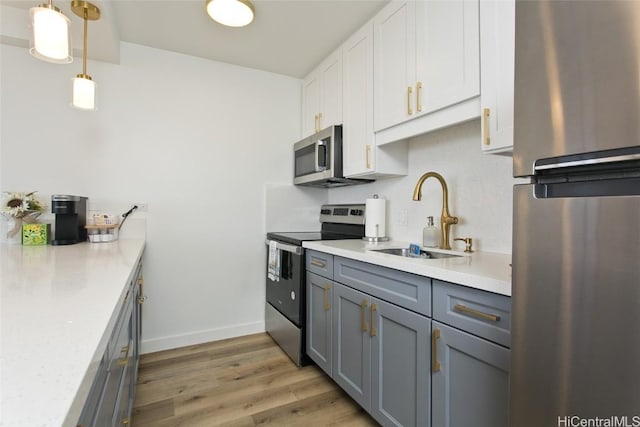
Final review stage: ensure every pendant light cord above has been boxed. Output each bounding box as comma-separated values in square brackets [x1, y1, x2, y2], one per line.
[82, 8, 88, 76]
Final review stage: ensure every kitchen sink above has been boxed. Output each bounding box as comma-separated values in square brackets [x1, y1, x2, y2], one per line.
[371, 247, 463, 259]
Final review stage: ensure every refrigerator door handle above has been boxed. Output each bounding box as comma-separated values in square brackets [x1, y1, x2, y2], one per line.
[535, 152, 640, 171]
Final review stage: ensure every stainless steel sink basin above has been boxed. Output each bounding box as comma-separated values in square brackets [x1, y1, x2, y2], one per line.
[371, 248, 463, 259]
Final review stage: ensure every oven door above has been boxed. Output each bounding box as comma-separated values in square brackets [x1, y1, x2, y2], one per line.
[265, 239, 305, 326]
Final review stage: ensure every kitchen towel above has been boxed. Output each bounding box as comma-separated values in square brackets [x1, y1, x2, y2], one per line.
[365, 196, 387, 238]
[267, 240, 280, 281]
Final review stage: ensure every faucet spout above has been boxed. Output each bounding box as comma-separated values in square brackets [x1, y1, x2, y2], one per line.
[412, 172, 459, 250]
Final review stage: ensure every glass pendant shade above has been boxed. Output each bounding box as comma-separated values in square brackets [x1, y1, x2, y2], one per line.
[29, 4, 72, 63]
[72, 76, 96, 110]
[206, 0, 254, 27]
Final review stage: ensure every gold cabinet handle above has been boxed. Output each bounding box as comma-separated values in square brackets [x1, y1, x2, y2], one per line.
[482, 108, 491, 145]
[310, 258, 326, 268]
[137, 275, 145, 304]
[454, 304, 500, 322]
[361, 300, 369, 332]
[318, 112, 323, 130]
[314, 114, 319, 133]
[432, 328, 441, 372]
[407, 86, 413, 115]
[122, 418, 130, 425]
[365, 144, 372, 169]
[323, 284, 331, 311]
[370, 303, 377, 337]
[416, 82, 423, 113]
[118, 344, 131, 366]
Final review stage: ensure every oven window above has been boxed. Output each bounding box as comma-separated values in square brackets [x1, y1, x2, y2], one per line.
[266, 248, 305, 327]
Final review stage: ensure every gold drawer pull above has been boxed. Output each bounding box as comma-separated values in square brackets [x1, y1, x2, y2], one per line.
[432, 328, 440, 372]
[370, 303, 377, 337]
[323, 284, 331, 311]
[310, 259, 326, 268]
[360, 300, 368, 332]
[454, 304, 500, 322]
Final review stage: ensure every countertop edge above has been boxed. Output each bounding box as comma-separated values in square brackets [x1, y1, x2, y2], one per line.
[302, 240, 512, 297]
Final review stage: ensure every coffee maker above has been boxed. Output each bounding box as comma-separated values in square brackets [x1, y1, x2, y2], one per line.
[51, 195, 88, 245]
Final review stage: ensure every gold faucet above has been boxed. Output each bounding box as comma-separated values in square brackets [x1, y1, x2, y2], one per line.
[412, 172, 459, 250]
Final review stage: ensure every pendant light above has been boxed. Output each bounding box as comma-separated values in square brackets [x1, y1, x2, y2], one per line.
[206, 0, 254, 27]
[29, 0, 72, 63]
[70, 0, 100, 110]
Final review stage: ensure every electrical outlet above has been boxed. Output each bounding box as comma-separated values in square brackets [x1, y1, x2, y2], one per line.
[396, 209, 408, 226]
[135, 202, 148, 212]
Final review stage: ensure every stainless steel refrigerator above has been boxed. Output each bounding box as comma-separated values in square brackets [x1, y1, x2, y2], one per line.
[511, 1, 640, 426]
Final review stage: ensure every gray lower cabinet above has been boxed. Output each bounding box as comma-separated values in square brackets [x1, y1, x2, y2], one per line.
[305, 250, 511, 427]
[431, 321, 510, 427]
[431, 280, 511, 427]
[333, 281, 431, 427]
[77, 260, 143, 427]
[306, 271, 333, 376]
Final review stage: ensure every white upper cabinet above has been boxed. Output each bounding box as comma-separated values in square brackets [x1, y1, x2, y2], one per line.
[301, 49, 343, 138]
[416, 0, 480, 115]
[302, 75, 320, 138]
[479, 0, 515, 154]
[373, 1, 416, 132]
[343, 22, 408, 178]
[374, 0, 481, 145]
[343, 23, 375, 177]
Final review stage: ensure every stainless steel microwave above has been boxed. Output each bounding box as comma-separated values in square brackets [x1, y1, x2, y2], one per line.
[293, 125, 374, 188]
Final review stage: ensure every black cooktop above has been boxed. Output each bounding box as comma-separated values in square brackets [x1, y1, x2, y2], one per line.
[266, 203, 366, 246]
[267, 227, 364, 246]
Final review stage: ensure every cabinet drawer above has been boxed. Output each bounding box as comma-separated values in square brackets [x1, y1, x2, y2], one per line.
[433, 281, 511, 347]
[334, 256, 431, 316]
[306, 250, 334, 279]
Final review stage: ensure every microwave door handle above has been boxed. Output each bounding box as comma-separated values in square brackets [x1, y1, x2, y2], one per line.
[315, 140, 328, 172]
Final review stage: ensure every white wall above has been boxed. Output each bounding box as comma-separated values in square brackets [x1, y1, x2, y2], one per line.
[0, 42, 302, 352]
[329, 120, 517, 254]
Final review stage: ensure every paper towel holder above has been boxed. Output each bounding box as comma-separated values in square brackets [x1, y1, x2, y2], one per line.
[362, 233, 390, 243]
[362, 195, 390, 242]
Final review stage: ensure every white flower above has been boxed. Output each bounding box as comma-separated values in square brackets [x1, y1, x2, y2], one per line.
[2, 191, 45, 219]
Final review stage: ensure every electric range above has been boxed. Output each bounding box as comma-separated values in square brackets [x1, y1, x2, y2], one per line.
[265, 204, 366, 366]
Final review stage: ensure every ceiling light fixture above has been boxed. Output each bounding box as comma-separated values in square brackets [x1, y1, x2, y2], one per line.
[29, 0, 72, 63]
[70, 0, 100, 111]
[206, 0, 254, 27]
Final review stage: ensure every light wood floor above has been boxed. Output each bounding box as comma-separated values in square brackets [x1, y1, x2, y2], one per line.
[132, 333, 379, 426]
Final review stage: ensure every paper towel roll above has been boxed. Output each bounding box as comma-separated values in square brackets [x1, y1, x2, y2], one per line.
[365, 197, 386, 238]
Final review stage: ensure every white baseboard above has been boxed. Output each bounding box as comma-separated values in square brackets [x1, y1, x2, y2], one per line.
[140, 320, 266, 354]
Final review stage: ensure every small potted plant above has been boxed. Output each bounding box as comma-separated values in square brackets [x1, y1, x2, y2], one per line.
[2, 191, 45, 244]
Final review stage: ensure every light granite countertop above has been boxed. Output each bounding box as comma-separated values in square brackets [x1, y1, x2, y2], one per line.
[303, 240, 511, 296]
[0, 239, 145, 427]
